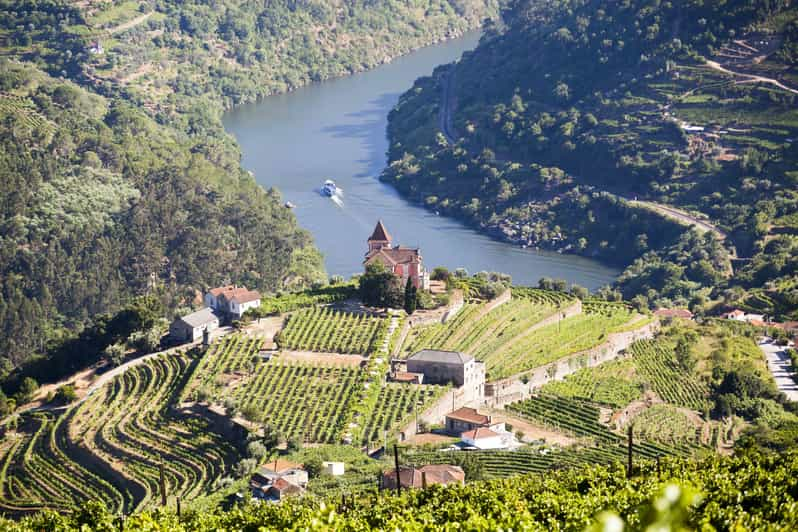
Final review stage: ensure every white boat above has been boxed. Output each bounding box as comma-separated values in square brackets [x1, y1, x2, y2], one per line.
[284, 201, 296, 209]
[321, 179, 340, 197]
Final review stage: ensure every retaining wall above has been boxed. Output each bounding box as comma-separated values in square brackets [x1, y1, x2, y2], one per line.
[484, 319, 660, 408]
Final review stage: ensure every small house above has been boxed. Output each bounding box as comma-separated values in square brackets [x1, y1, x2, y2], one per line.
[169, 308, 220, 343]
[322, 461, 345, 476]
[406, 350, 485, 402]
[460, 427, 506, 450]
[380, 464, 464, 490]
[205, 285, 262, 319]
[444, 407, 503, 435]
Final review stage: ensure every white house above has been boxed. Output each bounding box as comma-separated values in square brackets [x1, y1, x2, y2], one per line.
[169, 308, 220, 343]
[460, 427, 506, 450]
[322, 461, 345, 476]
[205, 285, 262, 318]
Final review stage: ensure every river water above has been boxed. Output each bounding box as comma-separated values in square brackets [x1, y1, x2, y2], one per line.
[223, 32, 618, 289]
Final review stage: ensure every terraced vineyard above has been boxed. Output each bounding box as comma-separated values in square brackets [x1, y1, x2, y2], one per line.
[479, 310, 635, 380]
[507, 395, 696, 459]
[279, 307, 388, 354]
[399, 289, 638, 380]
[359, 383, 446, 446]
[405, 446, 640, 479]
[541, 356, 644, 408]
[624, 404, 704, 446]
[631, 340, 710, 411]
[232, 361, 361, 443]
[0, 93, 54, 135]
[183, 333, 445, 445]
[0, 354, 238, 516]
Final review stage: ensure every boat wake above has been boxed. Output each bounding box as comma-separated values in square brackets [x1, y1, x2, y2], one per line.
[330, 195, 344, 208]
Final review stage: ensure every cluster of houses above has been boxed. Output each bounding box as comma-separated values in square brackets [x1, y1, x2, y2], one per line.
[169, 285, 262, 343]
[250, 459, 345, 502]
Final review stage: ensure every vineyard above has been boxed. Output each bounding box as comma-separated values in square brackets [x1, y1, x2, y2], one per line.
[622, 404, 705, 447]
[0, 93, 55, 135]
[0, 354, 238, 516]
[630, 340, 710, 411]
[279, 307, 388, 354]
[183, 333, 443, 446]
[506, 395, 697, 459]
[541, 356, 644, 408]
[398, 288, 639, 380]
[9, 450, 796, 530]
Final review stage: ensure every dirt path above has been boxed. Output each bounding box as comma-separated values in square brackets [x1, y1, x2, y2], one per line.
[439, 67, 458, 144]
[107, 12, 153, 35]
[489, 411, 576, 445]
[278, 350, 366, 367]
[703, 59, 798, 96]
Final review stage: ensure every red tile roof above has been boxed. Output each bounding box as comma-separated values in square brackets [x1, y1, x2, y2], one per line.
[366, 246, 421, 266]
[392, 371, 423, 383]
[461, 427, 500, 440]
[446, 407, 490, 425]
[369, 220, 392, 242]
[209, 285, 261, 304]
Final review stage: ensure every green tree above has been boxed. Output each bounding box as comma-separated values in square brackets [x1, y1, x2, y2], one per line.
[16, 377, 38, 404]
[404, 277, 418, 315]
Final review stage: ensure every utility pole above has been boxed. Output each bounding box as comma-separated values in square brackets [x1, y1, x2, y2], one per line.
[626, 425, 634, 479]
[393, 444, 401, 497]
[159, 457, 167, 506]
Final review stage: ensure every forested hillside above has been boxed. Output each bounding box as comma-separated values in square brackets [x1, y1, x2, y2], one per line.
[0, 0, 497, 376]
[384, 0, 798, 317]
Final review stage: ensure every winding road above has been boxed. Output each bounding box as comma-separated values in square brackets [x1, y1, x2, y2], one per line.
[759, 340, 798, 402]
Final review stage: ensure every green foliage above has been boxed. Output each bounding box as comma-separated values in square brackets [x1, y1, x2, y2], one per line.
[383, 0, 798, 315]
[280, 308, 389, 354]
[8, 449, 798, 530]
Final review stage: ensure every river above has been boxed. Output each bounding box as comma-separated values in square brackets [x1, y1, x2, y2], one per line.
[223, 32, 618, 289]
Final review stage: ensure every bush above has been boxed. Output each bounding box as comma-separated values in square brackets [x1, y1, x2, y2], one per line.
[54, 385, 77, 404]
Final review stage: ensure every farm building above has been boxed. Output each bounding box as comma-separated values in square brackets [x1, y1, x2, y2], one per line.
[380, 464, 464, 490]
[444, 407, 504, 435]
[204, 285, 262, 319]
[460, 427, 506, 450]
[169, 308, 220, 343]
[250, 463, 308, 501]
[406, 349, 484, 403]
[322, 461, 345, 476]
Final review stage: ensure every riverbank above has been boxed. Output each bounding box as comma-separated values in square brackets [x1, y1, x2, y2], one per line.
[223, 33, 618, 288]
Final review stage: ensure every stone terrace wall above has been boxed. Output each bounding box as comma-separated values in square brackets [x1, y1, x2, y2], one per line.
[484, 319, 660, 408]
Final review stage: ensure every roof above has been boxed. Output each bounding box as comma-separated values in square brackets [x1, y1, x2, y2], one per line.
[446, 407, 490, 425]
[461, 427, 501, 440]
[261, 460, 302, 474]
[392, 371, 423, 382]
[270, 477, 302, 493]
[725, 309, 745, 317]
[365, 246, 421, 266]
[382, 465, 464, 488]
[419, 464, 465, 485]
[178, 307, 219, 328]
[208, 285, 261, 304]
[368, 220, 392, 242]
[408, 349, 473, 365]
[654, 308, 694, 319]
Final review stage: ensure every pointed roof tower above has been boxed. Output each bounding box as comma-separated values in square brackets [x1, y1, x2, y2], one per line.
[368, 220, 392, 243]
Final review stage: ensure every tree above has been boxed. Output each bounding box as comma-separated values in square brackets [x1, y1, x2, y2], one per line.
[16, 377, 38, 404]
[54, 385, 77, 404]
[303, 457, 324, 478]
[404, 277, 418, 315]
[359, 263, 403, 308]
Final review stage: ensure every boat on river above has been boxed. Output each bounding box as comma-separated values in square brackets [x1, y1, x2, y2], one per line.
[320, 179, 340, 197]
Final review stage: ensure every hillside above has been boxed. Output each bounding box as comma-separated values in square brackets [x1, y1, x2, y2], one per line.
[383, 0, 798, 318]
[0, 0, 498, 375]
[2, 282, 794, 517]
[4, 449, 798, 530]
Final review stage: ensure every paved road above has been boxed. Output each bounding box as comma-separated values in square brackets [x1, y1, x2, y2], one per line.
[759, 340, 798, 402]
